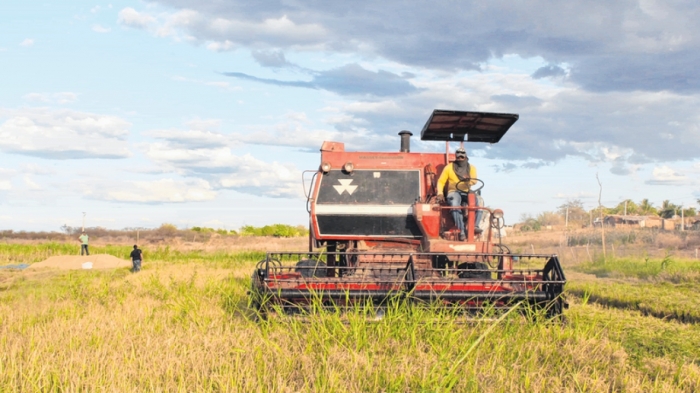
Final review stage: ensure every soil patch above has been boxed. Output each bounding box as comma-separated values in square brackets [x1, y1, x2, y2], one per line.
[27, 254, 131, 270]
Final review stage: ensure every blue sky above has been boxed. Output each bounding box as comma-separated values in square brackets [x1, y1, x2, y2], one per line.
[1, 0, 699, 231]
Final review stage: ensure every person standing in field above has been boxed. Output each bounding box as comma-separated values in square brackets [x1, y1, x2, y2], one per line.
[130, 245, 143, 272]
[78, 231, 90, 255]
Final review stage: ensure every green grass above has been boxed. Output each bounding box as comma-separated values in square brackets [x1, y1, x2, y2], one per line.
[0, 242, 266, 268]
[568, 299, 700, 368]
[0, 244, 699, 391]
[575, 254, 700, 282]
[569, 254, 700, 323]
[568, 281, 700, 323]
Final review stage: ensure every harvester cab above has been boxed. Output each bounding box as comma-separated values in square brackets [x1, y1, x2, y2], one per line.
[250, 110, 567, 318]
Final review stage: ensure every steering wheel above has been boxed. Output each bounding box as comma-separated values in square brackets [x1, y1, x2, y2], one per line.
[455, 177, 484, 193]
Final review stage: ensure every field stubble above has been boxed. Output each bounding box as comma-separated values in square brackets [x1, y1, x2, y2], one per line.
[0, 240, 699, 392]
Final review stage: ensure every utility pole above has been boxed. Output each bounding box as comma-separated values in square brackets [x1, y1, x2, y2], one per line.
[596, 173, 606, 261]
[681, 205, 685, 231]
[624, 200, 627, 216]
[82, 212, 86, 232]
[565, 207, 569, 228]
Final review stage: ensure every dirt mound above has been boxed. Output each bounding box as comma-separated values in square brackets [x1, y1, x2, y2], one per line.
[28, 254, 132, 270]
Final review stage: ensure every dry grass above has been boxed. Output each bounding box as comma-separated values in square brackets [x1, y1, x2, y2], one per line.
[1, 243, 700, 392]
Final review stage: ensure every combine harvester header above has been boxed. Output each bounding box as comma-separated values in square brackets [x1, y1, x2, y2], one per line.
[250, 110, 567, 318]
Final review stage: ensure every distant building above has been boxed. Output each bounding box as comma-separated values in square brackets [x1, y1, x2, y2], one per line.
[662, 218, 679, 230]
[603, 215, 662, 228]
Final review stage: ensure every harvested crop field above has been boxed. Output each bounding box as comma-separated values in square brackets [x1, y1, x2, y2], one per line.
[0, 241, 699, 392]
[27, 254, 132, 270]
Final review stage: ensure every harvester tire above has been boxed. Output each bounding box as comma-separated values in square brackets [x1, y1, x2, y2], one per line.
[295, 259, 327, 278]
[457, 262, 491, 279]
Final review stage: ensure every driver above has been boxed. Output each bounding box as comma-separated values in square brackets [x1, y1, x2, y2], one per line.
[435, 147, 484, 241]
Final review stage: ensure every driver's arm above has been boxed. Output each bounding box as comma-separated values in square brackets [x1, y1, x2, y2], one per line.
[436, 166, 451, 198]
[469, 165, 477, 187]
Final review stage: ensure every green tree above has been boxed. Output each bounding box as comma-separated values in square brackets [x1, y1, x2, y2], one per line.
[518, 214, 541, 231]
[557, 200, 588, 225]
[537, 211, 563, 226]
[609, 199, 639, 215]
[659, 200, 680, 219]
[638, 199, 657, 216]
[155, 223, 178, 236]
[239, 224, 306, 237]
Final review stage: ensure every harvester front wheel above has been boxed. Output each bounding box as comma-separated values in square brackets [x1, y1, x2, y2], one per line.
[295, 259, 327, 278]
[457, 262, 491, 279]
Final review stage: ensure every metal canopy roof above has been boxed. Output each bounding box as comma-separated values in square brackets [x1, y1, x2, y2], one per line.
[420, 110, 519, 143]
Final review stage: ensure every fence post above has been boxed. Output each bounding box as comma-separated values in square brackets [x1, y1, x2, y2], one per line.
[586, 242, 592, 262]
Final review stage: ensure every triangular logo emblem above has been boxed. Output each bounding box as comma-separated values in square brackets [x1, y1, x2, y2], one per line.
[333, 179, 358, 195]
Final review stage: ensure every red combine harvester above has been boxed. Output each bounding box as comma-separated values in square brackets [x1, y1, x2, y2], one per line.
[250, 110, 567, 317]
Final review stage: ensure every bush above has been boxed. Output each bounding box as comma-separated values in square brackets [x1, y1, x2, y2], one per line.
[239, 224, 308, 238]
[155, 223, 178, 237]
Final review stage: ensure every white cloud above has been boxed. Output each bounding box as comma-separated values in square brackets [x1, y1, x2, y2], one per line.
[553, 192, 596, 200]
[0, 168, 16, 190]
[23, 93, 50, 103]
[0, 108, 131, 159]
[145, 128, 233, 149]
[171, 75, 241, 91]
[19, 38, 34, 47]
[141, 119, 310, 198]
[92, 24, 111, 33]
[185, 118, 221, 131]
[20, 163, 55, 175]
[207, 40, 236, 52]
[122, 1, 700, 169]
[229, 110, 394, 151]
[55, 92, 78, 104]
[144, 141, 302, 198]
[90, 178, 217, 203]
[23, 176, 41, 190]
[118, 7, 156, 29]
[119, 8, 327, 49]
[646, 165, 687, 185]
[23, 92, 78, 104]
[132, 1, 700, 94]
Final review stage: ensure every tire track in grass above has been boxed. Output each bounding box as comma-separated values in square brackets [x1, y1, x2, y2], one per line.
[567, 277, 700, 324]
[568, 288, 700, 324]
[569, 301, 700, 370]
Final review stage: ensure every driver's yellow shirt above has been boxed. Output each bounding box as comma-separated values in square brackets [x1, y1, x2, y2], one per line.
[437, 162, 478, 196]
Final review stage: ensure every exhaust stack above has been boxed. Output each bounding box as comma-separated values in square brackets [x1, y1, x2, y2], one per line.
[399, 130, 413, 152]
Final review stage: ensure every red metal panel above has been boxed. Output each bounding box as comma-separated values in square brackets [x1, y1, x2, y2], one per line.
[413, 203, 441, 239]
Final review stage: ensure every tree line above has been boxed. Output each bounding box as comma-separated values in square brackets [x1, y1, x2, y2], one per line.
[56, 223, 309, 238]
[519, 198, 699, 231]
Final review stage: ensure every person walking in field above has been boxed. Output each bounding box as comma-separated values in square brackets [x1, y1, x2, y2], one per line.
[130, 245, 143, 272]
[78, 231, 90, 255]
